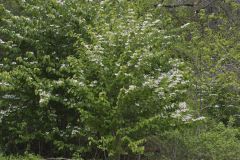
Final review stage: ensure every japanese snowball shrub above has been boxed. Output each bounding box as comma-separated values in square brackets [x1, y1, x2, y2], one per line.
[0, 0, 192, 158]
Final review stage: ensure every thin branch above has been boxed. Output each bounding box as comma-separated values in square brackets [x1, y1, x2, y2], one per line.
[158, 0, 216, 11]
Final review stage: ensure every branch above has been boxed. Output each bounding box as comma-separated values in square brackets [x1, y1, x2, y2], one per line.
[158, 0, 216, 10]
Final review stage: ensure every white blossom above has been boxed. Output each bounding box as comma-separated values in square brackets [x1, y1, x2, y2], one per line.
[182, 114, 192, 122]
[179, 102, 188, 112]
[0, 39, 5, 44]
[2, 94, 19, 100]
[55, 80, 64, 85]
[193, 116, 205, 121]
[56, 0, 65, 5]
[39, 90, 51, 106]
[180, 23, 190, 29]
[0, 82, 10, 86]
[129, 85, 137, 91]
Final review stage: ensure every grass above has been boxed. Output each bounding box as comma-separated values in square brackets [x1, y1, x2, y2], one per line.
[0, 154, 41, 160]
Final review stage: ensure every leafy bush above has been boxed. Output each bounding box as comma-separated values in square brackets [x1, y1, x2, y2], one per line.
[144, 121, 240, 160]
[0, 0, 190, 158]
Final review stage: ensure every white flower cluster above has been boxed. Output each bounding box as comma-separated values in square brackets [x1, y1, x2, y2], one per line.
[56, 0, 65, 5]
[0, 39, 5, 44]
[55, 79, 64, 85]
[182, 114, 192, 122]
[89, 80, 98, 87]
[2, 94, 20, 100]
[68, 78, 85, 87]
[100, 0, 110, 5]
[71, 126, 81, 136]
[143, 73, 166, 89]
[143, 69, 184, 89]
[29, 61, 38, 65]
[170, 102, 188, 118]
[180, 23, 190, 29]
[39, 90, 51, 106]
[86, 50, 104, 67]
[171, 102, 205, 122]
[167, 69, 184, 88]
[124, 85, 137, 94]
[0, 105, 27, 123]
[193, 116, 205, 121]
[0, 82, 10, 86]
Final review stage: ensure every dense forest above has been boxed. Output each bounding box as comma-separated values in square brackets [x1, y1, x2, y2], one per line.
[0, 0, 240, 159]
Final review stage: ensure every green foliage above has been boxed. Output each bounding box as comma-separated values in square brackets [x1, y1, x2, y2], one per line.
[187, 123, 240, 160]
[144, 121, 240, 160]
[0, 154, 41, 160]
[0, 0, 239, 159]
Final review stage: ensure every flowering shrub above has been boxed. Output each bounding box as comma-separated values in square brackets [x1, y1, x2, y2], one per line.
[1, 0, 239, 159]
